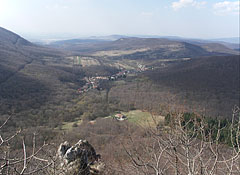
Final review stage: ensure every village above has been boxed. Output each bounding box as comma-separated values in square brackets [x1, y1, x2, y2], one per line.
[77, 61, 154, 94]
[77, 69, 128, 93]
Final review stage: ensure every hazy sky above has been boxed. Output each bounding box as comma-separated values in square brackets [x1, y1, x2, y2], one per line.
[0, 0, 239, 39]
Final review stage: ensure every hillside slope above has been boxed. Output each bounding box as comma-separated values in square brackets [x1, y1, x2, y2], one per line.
[109, 55, 240, 118]
[0, 27, 33, 47]
[0, 27, 85, 128]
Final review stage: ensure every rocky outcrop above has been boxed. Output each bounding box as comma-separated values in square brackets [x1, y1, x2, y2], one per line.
[52, 140, 104, 175]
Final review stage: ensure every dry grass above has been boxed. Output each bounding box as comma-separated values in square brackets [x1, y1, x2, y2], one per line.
[122, 110, 164, 127]
[60, 118, 83, 130]
[92, 48, 150, 57]
[79, 57, 100, 67]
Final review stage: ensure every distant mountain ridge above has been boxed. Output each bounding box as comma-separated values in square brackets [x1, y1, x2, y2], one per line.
[51, 39, 109, 46]
[46, 35, 240, 54]
[210, 37, 239, 44]
[47, 37, 239, 60]
[87, 35, 130, 41]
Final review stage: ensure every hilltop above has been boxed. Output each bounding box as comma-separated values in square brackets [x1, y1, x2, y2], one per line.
[48, 37, 239, 60]
[0, 27, 33, 47]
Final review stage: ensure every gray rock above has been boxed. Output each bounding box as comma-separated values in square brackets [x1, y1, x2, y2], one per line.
[51, 140, 104, 175]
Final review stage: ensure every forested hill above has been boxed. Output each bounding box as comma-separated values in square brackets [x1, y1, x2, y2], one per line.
[0, 27, 84, 129]
[0, 26, 33, 47]
[0, 26, 66, 84]
[48, 37, 239, 59]
[108, 55, 240, 118]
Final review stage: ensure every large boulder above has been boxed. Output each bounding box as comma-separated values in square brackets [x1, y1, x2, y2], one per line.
[52, 140, 104, 175]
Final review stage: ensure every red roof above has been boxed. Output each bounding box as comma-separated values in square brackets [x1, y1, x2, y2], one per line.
[115, 114, 124, 118]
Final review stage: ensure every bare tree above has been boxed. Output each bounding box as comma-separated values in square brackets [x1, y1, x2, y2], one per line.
[125, 106, 240, 175]
[0, 115, 54, 175]
[0, 115, 104, 175]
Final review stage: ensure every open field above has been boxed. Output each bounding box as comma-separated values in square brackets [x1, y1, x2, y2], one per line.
[66, 56, 101, 67]
[92, 48, 150, 57]
[61, 118, 83, 130]
[122, 110, 165, 127]
[65, 55, 192, 71]
[68, 110, 165, 129]
[80, 57, 101, 67]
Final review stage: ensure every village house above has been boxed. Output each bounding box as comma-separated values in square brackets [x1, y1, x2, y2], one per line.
[109, 76, 116, 81]
[114, 113, 127, 121]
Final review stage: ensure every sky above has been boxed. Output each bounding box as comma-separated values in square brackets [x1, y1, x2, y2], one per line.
[0, 0, 239, 40]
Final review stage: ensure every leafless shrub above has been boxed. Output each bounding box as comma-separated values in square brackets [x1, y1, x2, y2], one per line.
[0, 115, 56, 175]
[124, 106, 240, 175]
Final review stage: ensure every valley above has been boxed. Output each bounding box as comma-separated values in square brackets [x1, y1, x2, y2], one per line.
[0, 26, 239, 175]
[0, 26, 239, 129]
